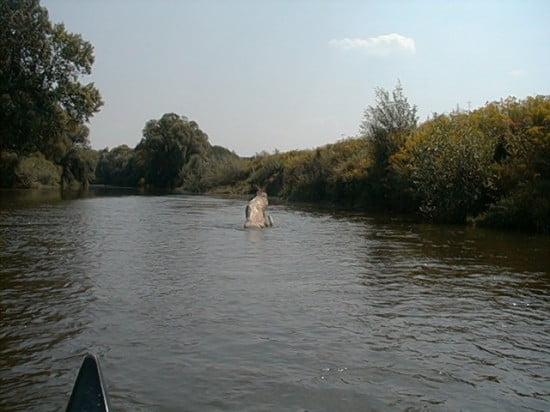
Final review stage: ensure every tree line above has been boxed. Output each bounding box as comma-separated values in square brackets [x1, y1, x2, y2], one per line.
[1, 0, 102, 189]
[57, 89, 550, 234]
[203, 88, 548, 234]
[1, 1, 548, 233]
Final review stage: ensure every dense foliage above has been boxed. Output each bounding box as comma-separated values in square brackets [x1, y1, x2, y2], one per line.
[390, 96, 549, 231]
[360, 80, 418, 166]
[134, 113, 210, 189]
[174, 93, 545, 233]
[92, 92, 548, 233]
[94, 114, 242, 192]
[0, 0, 102, 188]
[2, 2, 547, 233]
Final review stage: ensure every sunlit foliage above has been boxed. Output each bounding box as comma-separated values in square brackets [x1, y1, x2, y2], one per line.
[390, 113, 497, 221]
[390, 95, 550, 229]
[360, 80, 418, 165]
[222, 94, 548, 232]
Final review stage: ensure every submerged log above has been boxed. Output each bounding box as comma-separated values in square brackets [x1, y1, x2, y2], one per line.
[244, 191, 273, 229]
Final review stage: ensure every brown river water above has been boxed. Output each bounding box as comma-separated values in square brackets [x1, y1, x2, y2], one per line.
[1, 188, 549, 411]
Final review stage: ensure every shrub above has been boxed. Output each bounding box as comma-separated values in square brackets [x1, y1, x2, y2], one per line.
[473, 180, 550, 233]
[14, 152, 62, 188]
[391, 114, 497, 222]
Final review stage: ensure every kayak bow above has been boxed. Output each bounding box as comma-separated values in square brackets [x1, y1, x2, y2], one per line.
[66, 354, 111, 412]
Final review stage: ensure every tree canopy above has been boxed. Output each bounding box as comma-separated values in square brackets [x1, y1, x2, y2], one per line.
[0, 0, 103, 161]
[360, 80, 418, 139]
[135, 113, 210, 189]
[360, 81, 418, 168]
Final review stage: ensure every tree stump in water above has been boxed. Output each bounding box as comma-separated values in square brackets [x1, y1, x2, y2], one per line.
[244, 191, 273, 229]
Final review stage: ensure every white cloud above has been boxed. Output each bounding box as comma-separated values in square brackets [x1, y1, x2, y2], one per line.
[508, 69, 525, 77]
[329, 33, 416, 56]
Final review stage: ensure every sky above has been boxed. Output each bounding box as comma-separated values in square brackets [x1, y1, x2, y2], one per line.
[42, 0, 550, 157]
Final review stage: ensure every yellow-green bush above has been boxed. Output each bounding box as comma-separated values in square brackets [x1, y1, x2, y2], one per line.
[391, 114, 498, 222]
[390, 95, 550, 229]
[14, 152, 62, 188]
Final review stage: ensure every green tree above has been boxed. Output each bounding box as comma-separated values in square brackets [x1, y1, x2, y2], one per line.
[0, 0, 102, 160]
[359, 81, 418, 206]
[470, 96, 550, 232]
[190, 145, 248, 192]
[61, 146, 99, 189]
[360, 80, 418, 164]
[391, 113, 496, 222]
[95, 145, 137, 187]
[135, 113, 210, 189]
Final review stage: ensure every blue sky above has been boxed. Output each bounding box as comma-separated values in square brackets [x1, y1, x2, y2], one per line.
[42, 0, 549, 156]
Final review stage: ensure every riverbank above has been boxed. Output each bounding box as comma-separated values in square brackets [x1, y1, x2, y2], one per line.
[199, 96, 550, 234]
[3, 95, 548, 234]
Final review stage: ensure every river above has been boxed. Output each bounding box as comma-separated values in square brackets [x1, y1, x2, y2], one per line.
[1, 188, 549, 411]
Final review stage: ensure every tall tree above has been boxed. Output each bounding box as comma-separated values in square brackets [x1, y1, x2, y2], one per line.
[360, 80, 418, 164]
[136, 113, 210, 189]
[0, 0, 103, 161]
[358, 81, 418, 206]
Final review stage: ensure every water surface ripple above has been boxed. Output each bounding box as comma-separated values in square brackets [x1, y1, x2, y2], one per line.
[1, 191, 549, 411]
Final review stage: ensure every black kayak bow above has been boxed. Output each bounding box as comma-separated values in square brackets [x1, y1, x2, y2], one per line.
[66, 354, 112, 412]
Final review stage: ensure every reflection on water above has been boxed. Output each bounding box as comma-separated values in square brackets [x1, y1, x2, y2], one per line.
[1, 189, 549, 411]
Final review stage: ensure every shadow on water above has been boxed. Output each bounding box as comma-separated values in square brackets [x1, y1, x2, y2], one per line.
[0, 187, 142, 210]
[357, 220, 550, 276]
[284, 200, 550, 275]
[0, 188, 65, 209]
